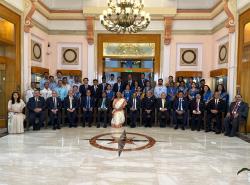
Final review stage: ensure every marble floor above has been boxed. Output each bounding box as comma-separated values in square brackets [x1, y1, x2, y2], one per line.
[0, 127, 250, 185]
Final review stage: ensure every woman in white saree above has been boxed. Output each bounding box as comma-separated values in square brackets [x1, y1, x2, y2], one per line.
[111, 92, 127, 128]
[8, 92, 26, 134]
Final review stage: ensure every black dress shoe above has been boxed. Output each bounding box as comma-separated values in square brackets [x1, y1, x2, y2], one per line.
[205, 129, 210, 132]
[82, 124, 85, 127]
[103, 124, 107, 128]
[88, 123, 92, 127]
[96, 124, 100, 128]
[174, 126, 178, 130]
[53, 127, 56, 130]
[215, 131, 221, 134]
[224, 133, 229, 136]
[181, 127, 185, 130]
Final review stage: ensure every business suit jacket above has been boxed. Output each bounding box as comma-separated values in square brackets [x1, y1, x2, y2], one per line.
[27, 96, 46, 112]
[173, 98, 188, 112]
[190, 99, 205, 115]
[206, 98, 225, 115]
[142, 97, 155, 111]
[79, 84, 92, 97]
[113, 82, 125, 93]
[128, 97, 141, 110]
[64, 96, 78, 110]
[91, 85, 101, 99]
[97, 98, 111, 109]
[98, 83, 108, 92]
[138, 79, 146, 89]
[80, 96, 95, 109]
[125, 80, 135, 88]
[156, 98, 171, 111]
[228, 101, 249, 121]
[46, 97, 62, 111]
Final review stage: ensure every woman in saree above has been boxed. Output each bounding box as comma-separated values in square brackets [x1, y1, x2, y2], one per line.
[111, 92, 127, 129]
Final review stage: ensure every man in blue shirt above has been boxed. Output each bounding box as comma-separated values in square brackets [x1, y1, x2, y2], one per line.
[39, 72, 49, 90]
[55, 80, 68, 101]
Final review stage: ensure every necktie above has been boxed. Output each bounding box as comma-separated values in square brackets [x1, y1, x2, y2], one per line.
[88, 97, 90, 109]
[101, 98, 105, 109]
[197, 100, 200, 112]
[162, 99, 164, 108]
[54, 97, 57, 109]
[133, 98, 136, 109]
[70, 97, 72, 109]
[232, 102, 239, 114]
[118, 84, 120, 91]
[180, 99, 183, 110]
[178, 99, 181, 110]
[35, 98, 38, 108]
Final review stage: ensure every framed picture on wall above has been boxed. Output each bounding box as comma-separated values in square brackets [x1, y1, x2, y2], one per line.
[31, 40, 42, 62]
[61, 47, 79, 65]
[218, 42, 229, 64]
[180, 48, 198, 66]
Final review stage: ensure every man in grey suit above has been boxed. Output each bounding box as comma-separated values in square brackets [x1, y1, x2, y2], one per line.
[224, 94, 249, 137]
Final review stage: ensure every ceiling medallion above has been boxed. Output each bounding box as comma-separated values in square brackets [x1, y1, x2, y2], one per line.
[100, 0, 151, 33]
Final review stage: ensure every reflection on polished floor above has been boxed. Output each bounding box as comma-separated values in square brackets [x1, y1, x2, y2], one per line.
[0, 127, 250, 185]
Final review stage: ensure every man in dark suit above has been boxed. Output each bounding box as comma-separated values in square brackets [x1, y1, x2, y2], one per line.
[98, 77, 108, 93]
[206, 91, 225, 134]
[113, 76, 124, 93]
[64, 90, 78, 128]
[142, 91, 155, 127]
[125, 73, 135, 88]
[173, 91, 188, 130]
[97, 91, 110, 128]
[81, 90, 95, 127]
[156, 92, 171, 127]
[79, 78, 91, 97]
[128, 92, 141, 128]
[138, 73, 146, 90]
[27, 90, 46, 130]
[190, 93, 205, 131]
[224, 94, 249, 137]
[91, 79, 101, 106]
[46, 90, 62, 130]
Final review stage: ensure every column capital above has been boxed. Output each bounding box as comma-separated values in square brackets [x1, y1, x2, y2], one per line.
[86, 16, 94, 45]
[223, 0, 235, 34]
[164, 17, 173, 45]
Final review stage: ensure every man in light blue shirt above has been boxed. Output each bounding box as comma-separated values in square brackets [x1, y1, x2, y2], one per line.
[48, 76, 57, 91]
[55, 80, 68, 101]
[154, 78, 167, 98]
[39, 72, 49, 90]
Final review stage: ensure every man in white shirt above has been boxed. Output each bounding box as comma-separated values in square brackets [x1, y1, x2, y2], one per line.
[154, 79, 167, 98]
[107, 74, 116, 88]
[25, 82, 37, 103]
[40, 82, 52, 100]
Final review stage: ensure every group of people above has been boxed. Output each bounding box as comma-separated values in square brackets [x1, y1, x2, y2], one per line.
[7, 71, 249, 137]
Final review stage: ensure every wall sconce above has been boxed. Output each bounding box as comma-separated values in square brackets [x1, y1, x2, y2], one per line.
[46, 42, 52, 55]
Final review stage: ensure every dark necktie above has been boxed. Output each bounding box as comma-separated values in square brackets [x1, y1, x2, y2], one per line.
[88, 97, 90, 109]
[35, 98, 38, 108]
[53, 98, 57, 109]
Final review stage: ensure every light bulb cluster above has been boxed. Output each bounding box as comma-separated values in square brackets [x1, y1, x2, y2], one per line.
[100, 0, 150, 33]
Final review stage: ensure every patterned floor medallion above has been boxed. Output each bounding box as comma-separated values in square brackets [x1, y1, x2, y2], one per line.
[89, 130, 156, 155]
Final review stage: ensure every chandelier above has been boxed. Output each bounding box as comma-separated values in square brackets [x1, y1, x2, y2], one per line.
[100, 0, 151, 33]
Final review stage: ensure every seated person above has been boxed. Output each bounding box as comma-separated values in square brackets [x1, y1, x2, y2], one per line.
[156, 92, 171, 128]
[142, 91, 155, 128]
[206, 91, 225, 134]
[224, 94, 249, 137]
[173, 91, 188, 130]
[128, 92, 141, 128]
[190, 94, 205, 131]
[46, 91, 62, 130]
[97, 92, 111, 128]
[27, 90, 46, 131]
[81, 90, 95, 127]
[64, 90, 78, 128]
[123, 84, 132, 102]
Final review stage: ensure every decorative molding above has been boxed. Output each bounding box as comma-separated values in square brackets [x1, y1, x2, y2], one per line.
[31, 66, 49, 74]
[164, 17, 173, 45]
[210, 68, 228, 77]
[223, 0, 235, 33]
[86, 16, 94, 45]
[175, 71, 202, 78]
[56, 70, 82, 76]
[24, 0, 37, 33]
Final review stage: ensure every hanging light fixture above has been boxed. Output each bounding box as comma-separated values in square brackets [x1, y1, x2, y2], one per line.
[100, 0, 151, 33]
